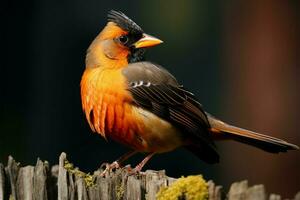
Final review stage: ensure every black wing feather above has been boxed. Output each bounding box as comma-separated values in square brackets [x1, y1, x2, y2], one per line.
[122, 62, 219, 163]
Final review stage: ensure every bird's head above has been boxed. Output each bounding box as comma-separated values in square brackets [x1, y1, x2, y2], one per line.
[86, 10, 163, 68]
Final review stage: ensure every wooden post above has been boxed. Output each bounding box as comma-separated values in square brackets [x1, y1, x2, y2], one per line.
[0, 153, 299, 200]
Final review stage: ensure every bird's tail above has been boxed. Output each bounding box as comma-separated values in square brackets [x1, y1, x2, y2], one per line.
[207, 114, 299, 153]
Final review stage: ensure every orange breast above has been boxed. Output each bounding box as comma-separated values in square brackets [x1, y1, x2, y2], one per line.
[80, 67, 147, 151]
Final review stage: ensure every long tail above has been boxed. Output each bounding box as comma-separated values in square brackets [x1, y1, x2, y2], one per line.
[207, 113, 299, 153]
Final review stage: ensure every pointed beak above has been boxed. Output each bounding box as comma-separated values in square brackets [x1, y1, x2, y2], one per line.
[133, 33, 163, 49]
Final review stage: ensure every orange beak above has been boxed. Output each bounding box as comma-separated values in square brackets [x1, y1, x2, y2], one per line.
[133, 33, 163, 48]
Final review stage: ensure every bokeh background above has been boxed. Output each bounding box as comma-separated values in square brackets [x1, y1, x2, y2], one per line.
[1, 0, 299, 197]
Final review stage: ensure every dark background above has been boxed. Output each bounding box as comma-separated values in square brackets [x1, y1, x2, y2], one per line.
[1, 0, 299, 197]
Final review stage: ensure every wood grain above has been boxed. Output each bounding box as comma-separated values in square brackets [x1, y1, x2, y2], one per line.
[0, 153, 298, 200]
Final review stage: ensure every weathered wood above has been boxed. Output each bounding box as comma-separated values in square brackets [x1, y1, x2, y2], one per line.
[17, 165, 34, 200]
[126, 175, 141, 200]
[295, 191, 300, 200]
[48, 165, 58, 200]
[0, 164, 5, 200]
[76, 177, 88, 200]
[245, 185, 266, 200]
[208, 180, 223, 200]
[5, 155, 20, 200]
[144, 170, 168, 200]
[269, 194, 281, 200]
[33, 159, 49, 200]
[58, 153, 68, 200]
[0, 153, 299, 200]
[228, 180, 248, 200]
[228, 181, 267, 200]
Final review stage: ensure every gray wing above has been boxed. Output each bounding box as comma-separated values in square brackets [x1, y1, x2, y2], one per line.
[122, 62, 219, 163]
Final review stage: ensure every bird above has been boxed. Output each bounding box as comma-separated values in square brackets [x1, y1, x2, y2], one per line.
[80, 10, 298, 174]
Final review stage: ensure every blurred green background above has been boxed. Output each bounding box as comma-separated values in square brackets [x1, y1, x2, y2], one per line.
[1, 0, 299, 197]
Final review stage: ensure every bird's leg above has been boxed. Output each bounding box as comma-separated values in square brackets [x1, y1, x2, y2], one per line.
[100, 150, 137, 176]
[128, 153, 155, 174]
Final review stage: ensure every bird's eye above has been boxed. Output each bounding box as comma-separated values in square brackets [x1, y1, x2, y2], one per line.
[118, 35, 129, 44]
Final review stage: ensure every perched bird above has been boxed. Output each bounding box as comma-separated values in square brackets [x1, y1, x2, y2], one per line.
[80, 10, 298, 173]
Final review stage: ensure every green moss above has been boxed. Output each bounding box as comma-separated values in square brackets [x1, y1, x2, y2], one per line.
[156, 175, 208, 200]
[63, 160, 96, 187]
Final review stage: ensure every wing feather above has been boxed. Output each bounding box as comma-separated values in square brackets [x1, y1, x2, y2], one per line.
[123, 63, 211, 135]
[122, 62, 219, 163]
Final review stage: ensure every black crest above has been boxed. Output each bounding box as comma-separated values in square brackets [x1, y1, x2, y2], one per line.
[108, 10, 143, 34]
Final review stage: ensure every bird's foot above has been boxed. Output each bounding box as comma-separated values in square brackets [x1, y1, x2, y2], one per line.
[126, 153, 155, 175]
[126, 167, 142, 175]
[99, 161, 120, 177]
[123, 163, 145, 175]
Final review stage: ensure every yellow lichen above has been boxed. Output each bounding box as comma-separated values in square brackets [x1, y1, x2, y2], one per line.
[116, 183, 125, 200]
[156, 175, 208, 200]
[63, 160, 96, 187]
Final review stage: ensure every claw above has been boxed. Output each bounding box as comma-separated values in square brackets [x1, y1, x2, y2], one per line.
[98, 151, 138, 177]
[98, 152, 154, 177]
[128, 153, 155, 175]
[99, 161, 121, 177]
[100, 162, 110, 170]
[126, 167, 140, 175]
[120, 164, 136, 175]
[122, 164, 132, 171]
[124, 163, 147, 175]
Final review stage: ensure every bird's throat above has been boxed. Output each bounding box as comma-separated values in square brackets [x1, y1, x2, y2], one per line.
[127, 48, 146, 63]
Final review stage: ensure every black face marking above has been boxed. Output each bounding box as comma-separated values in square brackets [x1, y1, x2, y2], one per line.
[127, 48, 146, 63]
[113, 32, 145, 63]
[115, 32, 143, 48]
[108, 10, 146, 63]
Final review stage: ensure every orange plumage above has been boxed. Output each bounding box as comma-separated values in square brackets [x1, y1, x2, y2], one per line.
[81, 20, 134, 139]
[80, 10, 298, 173]
[81, 63, 147, 151]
